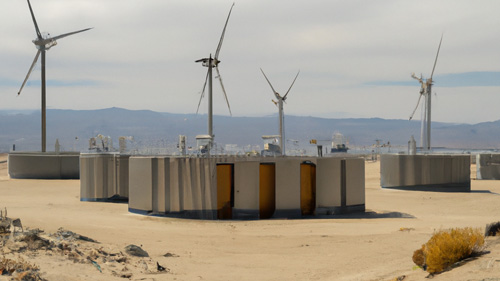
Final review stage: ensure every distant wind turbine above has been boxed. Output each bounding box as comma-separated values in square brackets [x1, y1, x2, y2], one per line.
[260, 68, 300, 156]
[17, 0, 92, 152]
[409, 35, 443, 152]
[196, 3, 235, 148]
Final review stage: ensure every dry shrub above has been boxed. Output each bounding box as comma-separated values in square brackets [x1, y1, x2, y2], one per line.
[485, 221, 500, 236]
[412, 245, 425, 268]
[423, 227, 484, 274]
[0, 256, 43, 279]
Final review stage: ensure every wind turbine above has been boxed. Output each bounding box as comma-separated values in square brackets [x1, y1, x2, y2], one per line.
[260, 68, 300, 156]
[409, 35, 443, 152]
[195, 3, 235, 148]
[17, 0, 92, 152]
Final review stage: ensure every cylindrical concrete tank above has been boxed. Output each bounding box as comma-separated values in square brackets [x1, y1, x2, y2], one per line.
[476, 154, 500, 180]
[124, 156, 365, 220]
[380, 154, 470, 191]
[80, 153, 130, 202]
[8, 152, 80, 179]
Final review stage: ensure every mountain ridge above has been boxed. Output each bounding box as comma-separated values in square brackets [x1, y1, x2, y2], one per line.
[0, 107, 498, 152]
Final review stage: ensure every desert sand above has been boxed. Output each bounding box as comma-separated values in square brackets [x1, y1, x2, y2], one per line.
[1, 153, 500, 281]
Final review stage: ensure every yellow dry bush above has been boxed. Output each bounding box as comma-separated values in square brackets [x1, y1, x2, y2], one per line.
[412, 245, 425, 268]
[423, 227, 484, 274]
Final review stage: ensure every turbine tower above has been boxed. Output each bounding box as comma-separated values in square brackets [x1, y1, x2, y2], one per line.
[409, 35, 443, 152]
[260, 68, 300, 156]
[18, 0, 92, 152]
[196, 3, 235, 149]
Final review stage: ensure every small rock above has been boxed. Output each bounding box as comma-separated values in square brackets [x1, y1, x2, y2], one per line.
[157, 261, 168, 272]
[124, 244, 149, 257]
[115, 256, 127, 263]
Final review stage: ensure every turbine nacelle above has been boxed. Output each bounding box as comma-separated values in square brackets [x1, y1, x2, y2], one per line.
[33, 38, 57, 50]
[426, 78, 433, 87]
[195, 57, 221, 68]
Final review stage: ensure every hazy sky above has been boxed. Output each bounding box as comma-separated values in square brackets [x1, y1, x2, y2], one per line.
[2, 0, 500, 124]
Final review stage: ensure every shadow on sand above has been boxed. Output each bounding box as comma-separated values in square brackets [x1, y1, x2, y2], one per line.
[312, 210, 416, 220]
[470, 190, 500, 195]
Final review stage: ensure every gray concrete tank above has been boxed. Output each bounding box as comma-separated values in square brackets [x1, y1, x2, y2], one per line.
[8, 152, 80, 179]
[80, 153, 129, 201]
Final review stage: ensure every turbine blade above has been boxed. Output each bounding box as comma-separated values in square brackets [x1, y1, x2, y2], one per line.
[196, 69, 210, 114]
[27, 0, 42, 39]
[214, 2, 235, 60]
[215, 66, 232, 116]
[283, 70, 300, 99]
[411, 72, 423, 83]
[260, 68, 279, 97]
[18, 50, 41, 96]
[50, 28, 93, 41]
[430, 34, 443, 79]
[409, 93, 423, 120]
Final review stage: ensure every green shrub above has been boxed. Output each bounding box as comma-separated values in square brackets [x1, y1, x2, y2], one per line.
[413, 227, 484, 274]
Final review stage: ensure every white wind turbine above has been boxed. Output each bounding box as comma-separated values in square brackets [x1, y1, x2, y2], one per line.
[195, 3, 235, 148]
[260, 68, 300, 156]
[409, 35, 443, 152]
[17, 0, 92, 152]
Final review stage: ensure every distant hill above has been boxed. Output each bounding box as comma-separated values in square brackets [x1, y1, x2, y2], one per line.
[0, 107, 499, 152]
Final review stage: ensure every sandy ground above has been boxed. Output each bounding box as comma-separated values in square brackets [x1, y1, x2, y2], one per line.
[1, 153, 500, 280]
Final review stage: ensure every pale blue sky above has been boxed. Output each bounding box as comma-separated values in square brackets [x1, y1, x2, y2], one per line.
[1, 0, 500, 124]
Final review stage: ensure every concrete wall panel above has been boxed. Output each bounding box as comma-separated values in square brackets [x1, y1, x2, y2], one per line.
[381, 154, 470, 191]
[80, 154, 111, 200]
[316, 158, 341, 208]
[169, 158, 183, 213]
[203, 158, 217, 217]
[116, 156, 130, 199]
[346, 158, 365, 206]
[234, 161, 260, 219]
[275, 159, 301, 218]
[128, 157, 153, 213]
[151, 157, 169, 214]
[159, 157, 170, 213]
[60, 155, 81, 179]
